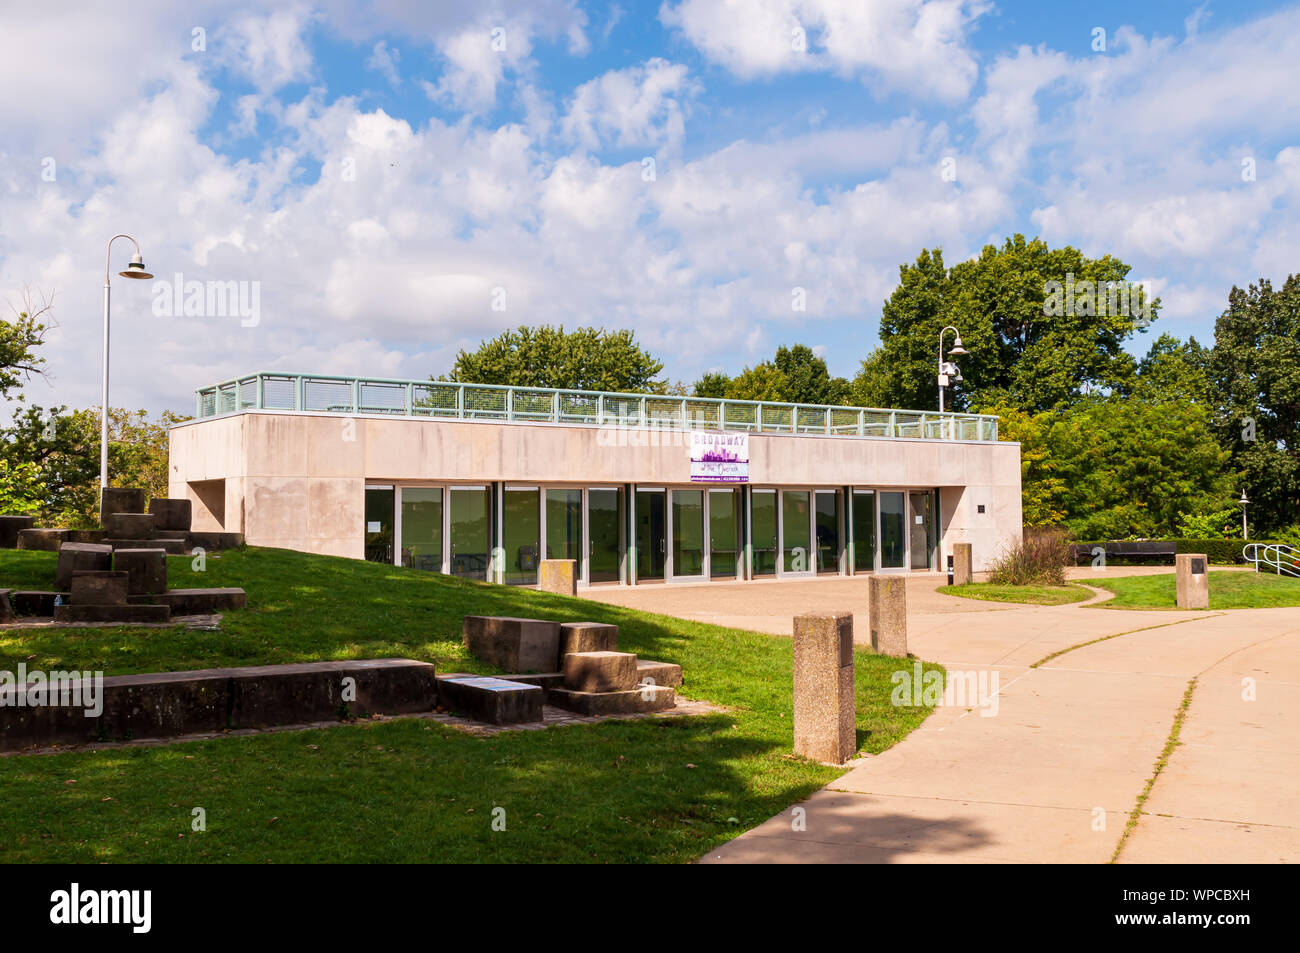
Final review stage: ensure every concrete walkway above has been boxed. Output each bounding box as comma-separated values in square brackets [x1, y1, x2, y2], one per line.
[583, 570, 1300, 863]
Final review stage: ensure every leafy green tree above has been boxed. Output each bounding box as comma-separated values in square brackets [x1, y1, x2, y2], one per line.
[1131, 333, 1211, 404]
[693, 344, 851, 405]
[1, 290, 51, 400]
[855, 236, 1155, 413]
[446, 326, 665, 392]
[1204, 275, 1300, 536]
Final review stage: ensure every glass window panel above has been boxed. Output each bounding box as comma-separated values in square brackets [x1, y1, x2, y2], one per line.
[503, 487, 540, 585]
[752, 490, 778, 576]
[364, 487, 394, 564]
[879, 492, 906, 569]
[449, 487, 491, 581]
[852, 490, 876, 573]
[815, 491, 839, 574]
[545, 488, 582, 562]
[400, 487, 442, 572]
[910, 491, 932, 570]
[635, 490, 666, 581]
[588, 488, 621, 584]
[672, 489, 704, 578]
[782, 490, 811, 573]
[709, 488, 741, 578]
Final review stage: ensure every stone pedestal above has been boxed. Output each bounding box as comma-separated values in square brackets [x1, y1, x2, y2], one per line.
[869, 575, 908, 657]
[792, 611, 856, 764]
[1176, 553, 1209, 609]
[0, 515, 35, 549]
[99, 487, 147, 527]
[55, 542, 114, 590]
[114, 547, 168, 595]
[952, 543, 973, 586]
[538, 559, 577, 596]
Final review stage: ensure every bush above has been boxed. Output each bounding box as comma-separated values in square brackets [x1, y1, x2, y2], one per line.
[989, 528, 1072, 586]
[1070, 538, 1294, 565]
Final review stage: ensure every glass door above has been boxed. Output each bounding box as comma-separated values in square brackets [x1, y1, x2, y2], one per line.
[781, 489, 812, 575]
[449, 486, 491, 580]
[879, 491, 907, 570]
[814, 490, 840, 575]
[851, 489, 876, 573]
[634, 488, 666, 582]
[751, 489, 778, 576]
[909, 491, 933, 570]
[502, 487, 540, 585]
[708, 488, 742, 579]
[587, 488, 622, 584]
[364, 486, 394, 564]
[670, 489, 705, 580]
[400, 487, 442, 571]
[545, 488, 582, 564]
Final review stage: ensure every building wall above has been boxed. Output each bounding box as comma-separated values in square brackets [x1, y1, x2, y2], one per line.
[170, 411, 1023, 571]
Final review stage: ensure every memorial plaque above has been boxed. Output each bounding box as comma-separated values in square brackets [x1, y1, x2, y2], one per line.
[1190, 557, 1206, 575]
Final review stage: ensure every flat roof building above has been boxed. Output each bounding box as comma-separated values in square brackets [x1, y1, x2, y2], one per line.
[169, 372, 1023, 586]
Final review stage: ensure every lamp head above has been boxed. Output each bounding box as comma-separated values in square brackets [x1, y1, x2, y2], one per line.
[118, 253, 153, 280]
[948, 334, 969, 356]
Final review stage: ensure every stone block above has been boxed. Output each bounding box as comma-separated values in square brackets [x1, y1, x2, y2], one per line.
[462, 616, 562, 673]
[538, 559, 577, 596]
[55, 603, 171, 624]
[546, 684, 675, 716]
[0, 589, 12, 623]
[105, 512, 156, 539]
[792, 611, 856, 764]
[11, 591, 58, 616]
[499, 671, 564, 691]
[54, 542, 114, 590]
[562, 651, 638, 692]
[437, 675, 543, 724]
[186, 531, 244, 551]
[0, 515, 35, 548]
[0, 659, 437, 750]
[106, 538, 187, 555]
[157, 588, 247, 614]
[952, 543, 973, 586]
[869, 575, 908, 657]
[67, 529, 107, 545]
[99, 487, 147, 527]
[148, 497, 192, 532]
[558, 621, 618, 662]
[69, 571, 129, 607]
[1176, 553, 1210, 609]
[635, 658, 683, 689]
[16, 528, 70, 552]
[113, 548, 168, 595]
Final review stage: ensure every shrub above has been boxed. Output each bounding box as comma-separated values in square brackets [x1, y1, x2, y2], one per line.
[989, 528, 1072, 586]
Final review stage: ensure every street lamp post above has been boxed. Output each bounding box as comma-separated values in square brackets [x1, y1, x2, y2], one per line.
[101, 235, 153, 489]
[937, 325, 968, 413]
[1239, 490, 1250, 542]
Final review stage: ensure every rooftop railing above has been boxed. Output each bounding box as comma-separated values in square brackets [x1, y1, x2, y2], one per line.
[193, 372, 1000, 442]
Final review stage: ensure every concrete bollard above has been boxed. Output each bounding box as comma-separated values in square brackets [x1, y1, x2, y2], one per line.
[952, 543, 973, 586]
[869, 575, 908, 657]
[538, 559, 577, 596]
[792, 611, 856, 764]
[1175, 553, 1209, 609]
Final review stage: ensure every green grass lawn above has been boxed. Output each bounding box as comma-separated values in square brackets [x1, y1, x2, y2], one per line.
[0, 546, 939, 863]
[937, 582, 1093, 605]
[1083, 570, 1300, 610]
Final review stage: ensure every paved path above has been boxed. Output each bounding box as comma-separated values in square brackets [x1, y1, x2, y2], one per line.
[583, 570, 1300, 863]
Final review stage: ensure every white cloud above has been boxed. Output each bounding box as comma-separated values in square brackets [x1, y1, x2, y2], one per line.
[561, 60, 699, 152]
[367, 41, 402, 87]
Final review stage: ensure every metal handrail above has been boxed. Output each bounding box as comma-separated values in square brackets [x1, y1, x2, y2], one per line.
[192, 370, 1001, 442]
[1244, 542, 1300, 577]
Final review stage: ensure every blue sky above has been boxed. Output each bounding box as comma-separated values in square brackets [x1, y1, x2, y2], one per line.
[2, 0, 1299, 413]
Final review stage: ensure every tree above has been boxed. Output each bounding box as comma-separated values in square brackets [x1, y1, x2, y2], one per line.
[1130, 333, 1211, 405]
[1204, 275, 1300, 536]
[693, 344, 852, 405]
[855, 236, 1155, 413]
[446, 326, 665, 392]
[1, 289, 52, 400]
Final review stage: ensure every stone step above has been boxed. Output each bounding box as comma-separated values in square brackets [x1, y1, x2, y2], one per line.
[105, 538, 188, 555]
[155, 530, 190, 541]
[104, 512, 156, 539]
[16, 528, 70, 552]
[55, 542, 114, 589]
[462, 616, 561, 673]
[69, 571, 129, 606]
[559, 621, 619, 658]
[0, 658, 438, 751]
[148, 498, 192, 532]
[0, 515, 35, 549]
[9, 591, 60, 616]
[99, 487, 147, 527]
[562, 651, 638, 692]
[547, 684, 675, 716]
[186, 531, 244, 551]
[499, 671, 563, 691]
[436, 673, 544, 724]
[54, 603, 171, 624]
[156, 587, 247, 614]
[114, 548, 167, 595]
[636, 658, 683, 688]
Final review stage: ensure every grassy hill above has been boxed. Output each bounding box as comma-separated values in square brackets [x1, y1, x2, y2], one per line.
[0, 546, 937, 863]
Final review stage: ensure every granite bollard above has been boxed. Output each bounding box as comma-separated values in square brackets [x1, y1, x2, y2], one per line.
[869, 575, 908, 657]
[792, 610, 856, 764]
[952, 543, 973, 586]
[1176, 553, 1209, 609]
[538, 559, 578, 596]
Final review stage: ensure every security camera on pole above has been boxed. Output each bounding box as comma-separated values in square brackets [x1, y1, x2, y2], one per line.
[937, 325, 968, 413]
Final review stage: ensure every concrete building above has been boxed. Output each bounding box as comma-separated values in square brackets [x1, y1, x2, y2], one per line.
[169, 372, 1022, 586]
